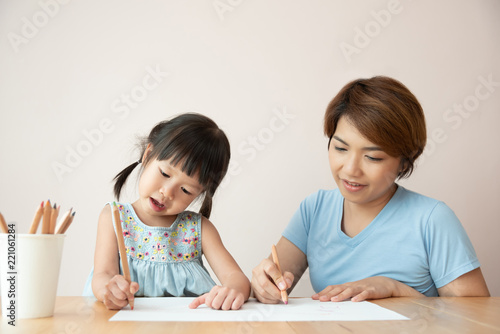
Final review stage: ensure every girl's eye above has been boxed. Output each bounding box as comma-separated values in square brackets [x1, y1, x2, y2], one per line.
[181, 187, 192, 195]
[159, 169, 170, 178]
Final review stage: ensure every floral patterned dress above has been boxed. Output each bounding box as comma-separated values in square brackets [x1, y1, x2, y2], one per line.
[83, 202, 216, 297]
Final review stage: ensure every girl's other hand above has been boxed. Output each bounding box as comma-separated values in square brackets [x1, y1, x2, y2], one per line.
[188, 285, 246, 310]
[251, 258, 294, 304]
[102, 274, 139, 310]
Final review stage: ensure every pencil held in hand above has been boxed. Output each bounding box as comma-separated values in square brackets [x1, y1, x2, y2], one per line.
[112, 202, 134, 310]
[271, 244, 289, 305]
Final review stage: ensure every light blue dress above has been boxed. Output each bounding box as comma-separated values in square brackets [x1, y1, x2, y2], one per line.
[83, 202, 216, 297]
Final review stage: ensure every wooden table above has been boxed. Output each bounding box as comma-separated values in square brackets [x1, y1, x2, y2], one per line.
[2, 297, 499, 333]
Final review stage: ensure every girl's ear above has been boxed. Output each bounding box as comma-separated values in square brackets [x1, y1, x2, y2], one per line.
[142, 143, 153, 164]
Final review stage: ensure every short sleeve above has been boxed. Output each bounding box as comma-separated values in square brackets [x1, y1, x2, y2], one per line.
[282, 192, 319, 254]
[425, 202, 480, 289]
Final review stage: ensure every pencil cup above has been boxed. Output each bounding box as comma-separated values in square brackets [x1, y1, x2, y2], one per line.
[0, 234, 66, 319]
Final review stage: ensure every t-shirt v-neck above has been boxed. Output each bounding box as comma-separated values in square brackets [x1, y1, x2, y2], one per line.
[337, 186, 402, 248]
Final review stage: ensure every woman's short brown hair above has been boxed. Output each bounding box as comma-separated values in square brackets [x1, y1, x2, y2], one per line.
[324, 76, 426, 179]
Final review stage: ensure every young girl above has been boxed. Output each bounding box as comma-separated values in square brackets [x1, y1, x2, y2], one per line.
[83, 113, 250, 310]
[252, 76, 490, 303]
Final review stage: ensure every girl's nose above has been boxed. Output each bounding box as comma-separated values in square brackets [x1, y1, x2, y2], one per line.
[160, 184, 174, 201]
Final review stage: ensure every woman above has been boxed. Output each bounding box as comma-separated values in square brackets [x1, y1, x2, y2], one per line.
[251, 76, 490, 303]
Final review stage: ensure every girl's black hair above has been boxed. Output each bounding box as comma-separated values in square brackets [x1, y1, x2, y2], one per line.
[113, 113, 231, 218]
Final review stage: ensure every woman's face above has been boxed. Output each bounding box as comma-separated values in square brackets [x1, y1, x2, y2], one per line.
[328, 116, 401, 208]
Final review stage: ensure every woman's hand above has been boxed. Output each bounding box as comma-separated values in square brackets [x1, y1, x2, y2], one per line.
[189, 285, 246, 310]
[312, 276, 406, 302]
[101, 274, 139, 310]
[251, 237, 308, 304]
[251, 258, 294, 304]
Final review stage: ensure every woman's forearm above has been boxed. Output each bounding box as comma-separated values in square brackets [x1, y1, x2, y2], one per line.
[392, 279, 425, 297]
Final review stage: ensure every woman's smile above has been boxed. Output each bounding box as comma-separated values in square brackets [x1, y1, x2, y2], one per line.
[341, 179, 366, 193]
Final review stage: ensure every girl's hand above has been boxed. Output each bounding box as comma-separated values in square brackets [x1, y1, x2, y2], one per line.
[251, 258, 294, 304]
[312, 276, 398, 302]
[189, 285, 246, 310]
[102, 274, 139, 310]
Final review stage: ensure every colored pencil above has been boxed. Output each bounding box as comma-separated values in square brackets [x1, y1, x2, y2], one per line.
[49, 203, 59, 234]
[55, 208, 72, 234]
[29, 201, 45, 234]
[271, 244, 289, 305]
[41, 200, 52, 234]
[112, 202, 134, 310]
[63, 211, 76, 234]
[0, 212, 8, 233]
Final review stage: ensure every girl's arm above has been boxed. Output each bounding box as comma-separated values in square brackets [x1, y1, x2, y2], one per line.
[189, 217, 251, 310]
[437, 268, 490, 297]
[91, 205, 139, 309]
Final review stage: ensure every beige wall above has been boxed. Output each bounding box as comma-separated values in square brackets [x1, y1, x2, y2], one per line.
[0, 0, 499, 297]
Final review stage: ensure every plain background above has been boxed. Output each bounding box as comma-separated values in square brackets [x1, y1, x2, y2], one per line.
[0, 0, 499, 298]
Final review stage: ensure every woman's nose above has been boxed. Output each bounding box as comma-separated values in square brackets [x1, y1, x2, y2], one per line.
[343, 154, 362, 177]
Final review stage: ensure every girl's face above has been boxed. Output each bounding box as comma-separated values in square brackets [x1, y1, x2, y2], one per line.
[135, 153, 203, 224]
[328, 117, 401, 208]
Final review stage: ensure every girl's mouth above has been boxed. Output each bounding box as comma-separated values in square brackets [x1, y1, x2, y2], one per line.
[150, 197, 165, 212]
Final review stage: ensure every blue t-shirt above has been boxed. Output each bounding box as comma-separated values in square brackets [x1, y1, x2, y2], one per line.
[282, 186, 480, 297]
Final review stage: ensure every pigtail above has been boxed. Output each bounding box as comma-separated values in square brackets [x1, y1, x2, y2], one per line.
[113, 160, 141, 200]
[199, 194, 213, 219]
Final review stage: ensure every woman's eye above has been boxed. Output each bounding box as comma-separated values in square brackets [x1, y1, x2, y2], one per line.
[334, 146, 347, 152]
[366, 156, 383, 162]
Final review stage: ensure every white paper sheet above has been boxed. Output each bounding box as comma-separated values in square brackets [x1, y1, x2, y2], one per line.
[109, 298, 409, 322]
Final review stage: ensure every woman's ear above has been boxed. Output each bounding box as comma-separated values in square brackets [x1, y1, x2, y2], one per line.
[398, 158, 409, 177]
